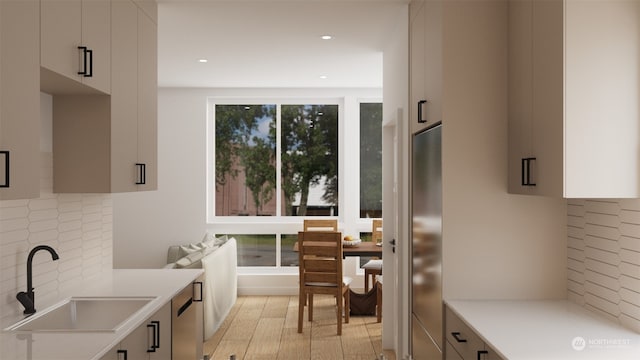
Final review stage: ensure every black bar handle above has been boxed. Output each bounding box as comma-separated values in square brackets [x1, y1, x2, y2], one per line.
[117, 349, 127, 360]
[477, 350, 489, 360]
[452, 332, 467, 343]
[78, 46, 88, 75]
[152, 320, 160, 349]
[193, 281, 204, 302]
[136, 163, 146, 185]
[146, 323, 156, 352]
[521, 157, 536, 186]
[86, 49, 93, 77]
[418, 100, 427, 123]
[1, 151, 9, 188]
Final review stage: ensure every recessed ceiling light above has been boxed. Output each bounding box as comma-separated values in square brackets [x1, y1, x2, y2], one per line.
[321, 35, 332, 40]
[198, 59, 208, 63]
[319, 75, 328, 79]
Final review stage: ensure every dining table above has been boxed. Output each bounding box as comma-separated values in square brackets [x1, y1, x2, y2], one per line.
[293, 241, 383, 258]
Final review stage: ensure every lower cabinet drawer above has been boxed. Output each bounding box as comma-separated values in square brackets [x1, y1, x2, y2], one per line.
[445, 307, 485, 359]
[445, 306, 506, 360]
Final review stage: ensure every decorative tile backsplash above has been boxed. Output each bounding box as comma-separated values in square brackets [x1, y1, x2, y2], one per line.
[0, 153, 112, 325]
[568, 199, 640, 333]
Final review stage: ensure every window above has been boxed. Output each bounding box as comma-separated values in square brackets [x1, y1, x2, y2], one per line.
[360, 103, 382, 218]
[281, 105, 338, 216]
[215, 105, 277, 216]
[214, 103, 338, 218]
[209, 97, 381, 268]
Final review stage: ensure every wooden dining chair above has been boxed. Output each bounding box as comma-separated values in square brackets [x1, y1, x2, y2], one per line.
[363, 219, 383, 291]
[303, 219, 338, 232]
[297, 231, 351, 335]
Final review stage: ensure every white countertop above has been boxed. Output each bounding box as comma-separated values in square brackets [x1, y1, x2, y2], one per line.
[1, 269, 203, 360]
[446, 300, 640, 360]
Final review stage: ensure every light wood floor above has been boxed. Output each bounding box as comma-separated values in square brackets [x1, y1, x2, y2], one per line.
[204, 295, 396, 360]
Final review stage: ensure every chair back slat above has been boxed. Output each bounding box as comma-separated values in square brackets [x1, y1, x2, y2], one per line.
[303, 219, 338, 232]
[372, 219, 382, 243]
[302, 245, 338, 258]
[305, 273, 338, 284]
[303, 259, 337, 273]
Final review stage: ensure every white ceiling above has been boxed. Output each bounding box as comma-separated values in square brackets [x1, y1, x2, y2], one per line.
[157, 0, 408, 88]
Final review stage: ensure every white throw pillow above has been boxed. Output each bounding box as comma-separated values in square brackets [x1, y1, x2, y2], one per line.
[175, 250, 205, 268]
[178, 243, 206, 258]
[202, 233, 229, 247]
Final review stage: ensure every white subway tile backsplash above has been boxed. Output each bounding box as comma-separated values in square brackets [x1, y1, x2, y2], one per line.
[585, 235, 620, 253]
[0, 207, 30, 221]
[584, 223, 620, 241]
[0, 153, 112, 325]
[585, 269, 620, 291]
[568, 199, 640, 334]
[0, 230, 29, 245]
[620, 236, 640, 252]
[620, 288, 640, 305]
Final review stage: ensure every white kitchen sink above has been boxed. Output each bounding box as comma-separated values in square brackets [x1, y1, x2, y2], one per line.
[5, 296, 158, 332]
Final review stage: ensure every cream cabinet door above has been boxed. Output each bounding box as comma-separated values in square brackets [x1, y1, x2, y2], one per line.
[507, 0, 535, 195]
[80, 0, 111, 93]
[409, 0, 426, 134]
[0, 0, 40, 200]
[110, 0, 139, 193]
[137, 9, 158, 191]
[41, 0, 81, 82]
[422, 0, 442, 127]
[410, 0, 443, 135]
[41, 0, 110, 94]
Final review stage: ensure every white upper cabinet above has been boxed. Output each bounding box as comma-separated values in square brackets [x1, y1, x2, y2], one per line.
[410, 0, 443, 134]
[508, 0, 640, 198]
[40, 0, 110, 94]
[53, 0, 157, 193]
[0, 1, 40, 200]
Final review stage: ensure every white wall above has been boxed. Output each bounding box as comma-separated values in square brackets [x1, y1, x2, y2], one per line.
[113, 87, 382, 271]
[439, 1, 567, 300]
[113, 89, 208, 269]
[0, 93, 112, 327]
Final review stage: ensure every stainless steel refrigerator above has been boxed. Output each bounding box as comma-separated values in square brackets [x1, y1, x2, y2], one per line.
[411, 123, 443, 359]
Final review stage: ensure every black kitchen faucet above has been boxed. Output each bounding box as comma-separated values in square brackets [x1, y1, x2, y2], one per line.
[16, 245, 60, 315]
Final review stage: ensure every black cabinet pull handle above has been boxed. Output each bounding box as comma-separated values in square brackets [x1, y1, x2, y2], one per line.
[418, 100, 427, 123]
[146, 320, 160, 352]
[146, 323, 156, 352]
[117, 349, 127, 360]
[0, 151, 9, 188]
[77, 46, 93, 77]
[193, 281, 204, 302]
[86, 49, 93, 77]
[477, 350, 489, 360]
[521, 157, 536, 186]
[152, 320, 160, 349]
[136, 163, 146, 185]
[452, 332, 467, 343]
[78, 46, 88, 76]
